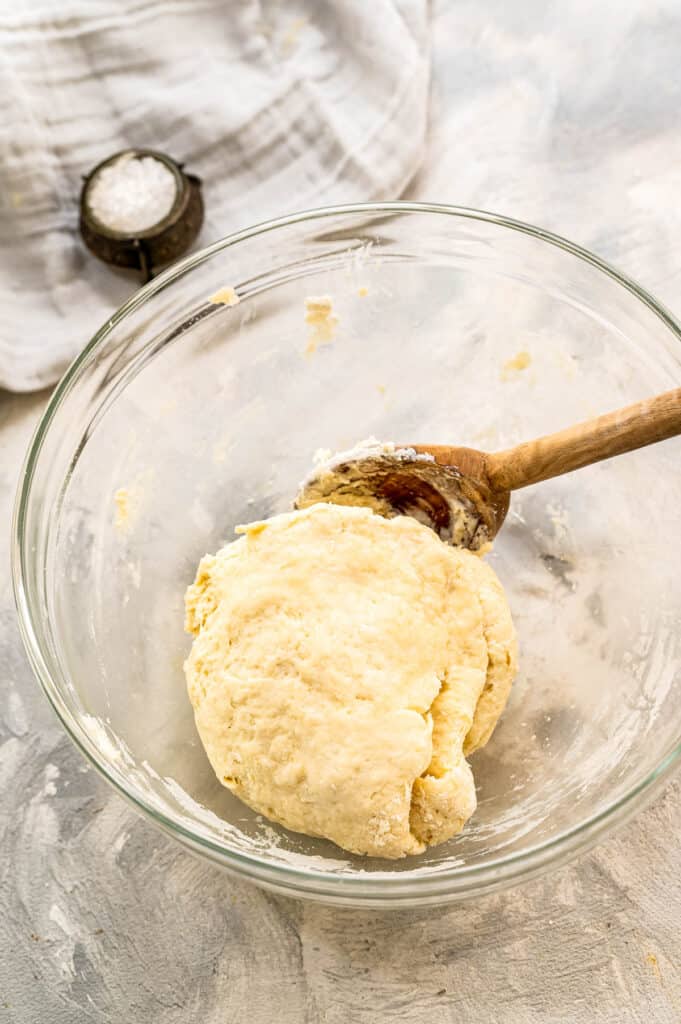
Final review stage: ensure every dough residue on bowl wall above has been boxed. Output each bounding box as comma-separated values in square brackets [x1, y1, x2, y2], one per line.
[209, 286, 240, 307]
[501, 350, 532, 380]
[114, 488, 131, 530]
[304, 295, 338, 355]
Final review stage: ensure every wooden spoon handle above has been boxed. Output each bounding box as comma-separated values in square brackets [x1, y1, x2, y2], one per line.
[486, 386, 681, 493]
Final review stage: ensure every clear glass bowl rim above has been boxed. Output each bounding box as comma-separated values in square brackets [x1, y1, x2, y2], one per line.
[12, 201, 681, 903]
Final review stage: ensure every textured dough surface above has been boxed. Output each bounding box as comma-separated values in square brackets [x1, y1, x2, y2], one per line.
[184, 503, 517, 858]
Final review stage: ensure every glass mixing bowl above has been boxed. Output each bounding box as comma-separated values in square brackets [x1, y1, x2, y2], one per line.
[13, 203, 681, 908]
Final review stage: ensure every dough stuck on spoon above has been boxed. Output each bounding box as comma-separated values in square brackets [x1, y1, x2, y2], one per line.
[294, 439, 504, 551]
[297, 381, 681, 552]
[184, 503, 516, 859]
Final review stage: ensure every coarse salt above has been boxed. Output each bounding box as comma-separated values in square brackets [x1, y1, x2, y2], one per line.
[88, 154, 177, 234]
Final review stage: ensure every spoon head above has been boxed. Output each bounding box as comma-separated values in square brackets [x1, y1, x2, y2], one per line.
[295, 441, 509, 550]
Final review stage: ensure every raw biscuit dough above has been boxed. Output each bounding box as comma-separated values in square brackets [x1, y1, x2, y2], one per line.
[184, 503, 517, 858]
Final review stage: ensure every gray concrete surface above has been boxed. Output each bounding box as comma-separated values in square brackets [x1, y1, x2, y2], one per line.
[2, 2, 681, 1020]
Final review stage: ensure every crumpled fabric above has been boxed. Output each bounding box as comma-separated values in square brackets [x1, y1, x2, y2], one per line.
[0, 0, 429, 391]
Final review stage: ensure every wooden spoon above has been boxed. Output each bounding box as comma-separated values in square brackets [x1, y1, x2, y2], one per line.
[295, 387, 681, 549]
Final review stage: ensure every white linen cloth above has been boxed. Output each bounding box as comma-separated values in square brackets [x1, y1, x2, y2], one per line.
[0, 0, 429, 392]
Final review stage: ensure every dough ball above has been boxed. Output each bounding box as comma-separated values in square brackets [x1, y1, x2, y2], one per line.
[184, 503, 516, 858]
